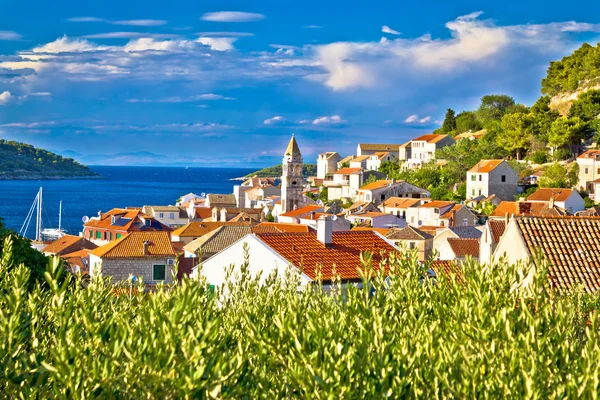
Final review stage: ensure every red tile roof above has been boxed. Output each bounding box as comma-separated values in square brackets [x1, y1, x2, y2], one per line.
[91, 231, 176, 258]
[527, 188, 575, 202]
[430, 260, 465, 284]
[418, 201, 455, 209]
[359, 180, 395, 191]
[488, 220, 506, 243]
[447, 238, 480, 258]
[577, 149, 600, 159]
[412, 134, 450, 143]
[172, 221, 249, 237]
[490, 201, 567, 218]
[334, 167, 362, 175]
[468, 159, 505, 173]
[515, 217, 600, 293]
[256, 231, 398, 281]
[41, 235, 97, 256]
[194, 208, 212, 219]
[253, 223, 312, 233]
[351, 227, 391, 236]
[380, 197, 421, 208]
[279, 205, 323, 218]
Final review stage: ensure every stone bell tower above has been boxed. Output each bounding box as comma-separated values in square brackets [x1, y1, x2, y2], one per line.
[281, 134, 303, 213]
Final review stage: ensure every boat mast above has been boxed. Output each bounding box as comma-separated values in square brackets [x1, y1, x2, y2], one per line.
[58, 200, 62, 232]
[36, 187, 43, 241]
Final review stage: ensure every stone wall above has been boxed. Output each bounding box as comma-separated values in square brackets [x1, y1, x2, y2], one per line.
[101, 257, 175, 284]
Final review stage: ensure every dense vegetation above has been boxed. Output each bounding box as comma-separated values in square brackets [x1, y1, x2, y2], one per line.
[383, 43, 600, 202]
[541, 42, 600, 97]
[2, 239, 600, 397]
[0, 218, 48, 286]
[0, 139, 99, 179]
[246, 163, 317, 178]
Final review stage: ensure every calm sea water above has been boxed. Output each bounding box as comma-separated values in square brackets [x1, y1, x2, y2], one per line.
[0, 166, 254, 239]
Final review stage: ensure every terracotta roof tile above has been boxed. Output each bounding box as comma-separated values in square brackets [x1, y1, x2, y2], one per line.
[380, 197, 421, 208]
[412, 134, 450, 143]
[359, 180, 395, 191]
[256, 231, 398, 281]
[577, 149, 600, 159]
[488, 220, 506, 243]
[418, 201, 455, 209]
[91, 231, 176, 258]
[430, 260, 465, 284]
[351, 227, 390, 235]
[194, 208, 212, 219]
[279, 205, 323, 218]
[491, 201, 568, 218]
[358, 144, 402, 151]
[41, 235, 97, 256]
[527, 188, 575, 202]
[515, 216, 600, 293]
[447, 238, 480, 258]
[334, 167, 362, 175]
[172, 221, 249, 237]
[254, 223, 311, 233]
[468, 159, 505, 173]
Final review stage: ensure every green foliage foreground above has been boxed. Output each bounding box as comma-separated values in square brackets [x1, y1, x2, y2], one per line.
[2, 236, 600, 398]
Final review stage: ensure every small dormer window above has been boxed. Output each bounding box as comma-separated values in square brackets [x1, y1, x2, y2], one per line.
[501, 175, 506, 182]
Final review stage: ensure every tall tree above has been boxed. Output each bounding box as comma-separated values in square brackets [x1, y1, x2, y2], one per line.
[548, 116, 587, 153]
[497, 112, 533, 160]
[455, 111, 482, 134]
[440, 108, 456, 134]
[476, 94, 516, 125]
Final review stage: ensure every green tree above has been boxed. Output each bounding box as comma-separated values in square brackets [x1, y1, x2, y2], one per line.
[379, 160, 400, 177]
[0, 217, 49, 287]
[497, 112, 533, 160]
[537, 163, 575, 188]
[455, 111, 482, 134]
[542, 42, 600, 96]
[476, 94, 516, 125]
[440, 108, 456, 134]
[548, 116, 587, 153]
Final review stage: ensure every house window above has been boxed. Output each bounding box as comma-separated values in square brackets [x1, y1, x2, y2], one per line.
[116, 233, 122, 239]
[153, 264, 166, 281]
[501, 175, 506, 182]
[478, 190, 482, 196]
[409, 242, 416, 249]
[479, 175, 482, 181]
[96, 231, 102, 239]
[380, 194, 385, 201]
[88, 230, 93, 239]
[159, 213, 164, 218]
[109, 232, 113, 241]
[472, 189, 475, 196]
[585, 168, 589, 174]
[597, 168, 600, 174]
[471, 174, 476, 181]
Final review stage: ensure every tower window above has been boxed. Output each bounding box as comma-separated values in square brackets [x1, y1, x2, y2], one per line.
[292, 181, 297, 185]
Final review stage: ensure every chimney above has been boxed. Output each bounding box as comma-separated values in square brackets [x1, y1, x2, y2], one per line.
[517, 200, 531, 215]
[317, 216, 333, 246]
[143, 240, 151, 256]
[311, 211, 316, 220]
[549, 194, 555, 209]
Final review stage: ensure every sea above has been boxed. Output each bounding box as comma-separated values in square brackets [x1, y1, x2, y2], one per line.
[0, 166, 254, 239]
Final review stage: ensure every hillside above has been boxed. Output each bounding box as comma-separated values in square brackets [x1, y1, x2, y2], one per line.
[0, 139, 100, 179]
[246, 164, 317, 178]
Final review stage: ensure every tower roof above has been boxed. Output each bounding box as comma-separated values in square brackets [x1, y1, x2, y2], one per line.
[284, 135, 301, 157]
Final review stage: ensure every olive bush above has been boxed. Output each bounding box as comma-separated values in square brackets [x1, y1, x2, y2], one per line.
[1, 236, 599, 398]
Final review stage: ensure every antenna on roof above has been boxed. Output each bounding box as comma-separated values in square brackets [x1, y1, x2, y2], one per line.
[82, 216, 89, 223]
[331, 214, 338, 221]
[357, 206, 363, 212]
[201, 192, 206, 198]
[317, 200, 323, 206]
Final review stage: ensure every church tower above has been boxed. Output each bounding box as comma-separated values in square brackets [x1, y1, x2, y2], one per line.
[281, 134, 304, 213]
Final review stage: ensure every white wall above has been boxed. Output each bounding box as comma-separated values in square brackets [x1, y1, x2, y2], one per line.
[195, 234, 313, 290]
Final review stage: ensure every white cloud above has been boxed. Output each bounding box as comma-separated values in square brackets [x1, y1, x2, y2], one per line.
[112, 19, 167, 26]
[124, 38, 194, 52]
[197, 37, 237, 51]
[263, 116, 286, 125]
[67, 17, 167, 26]
[0, 91, 12, 104]
[0, 31, 22, 40]
[457, 11, 484, 21]
[198, 31, 254, 37]
[312, 115, 346, 125]
[32, 36, 107, 53]
[67, 17, 106, 22]
[201, 12, 265, 23]
[128, 94, 236, 103]
[82, 32, 179, 39]
[404, 114, 419, 123]
[304, 25, 322, 29]
[419, 116, 431, 123]
[381, 25, 401, 35]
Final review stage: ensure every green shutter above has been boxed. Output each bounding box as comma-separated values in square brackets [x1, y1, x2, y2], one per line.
[153, 265, 166, 281]
[96, 231, 102, 239]
[116, 233, 121, 239]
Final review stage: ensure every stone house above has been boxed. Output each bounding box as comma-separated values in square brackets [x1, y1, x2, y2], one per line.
[143, 205, 189, 228]
[317, 152, 342, 179]
[385, 226, 433, 261]
[325, 168, 386, 201]
[378, 197, 422, 219]
[205, 194, 237, 209]
[89, 231, 177, 285]
[357, 180, 429, 206]
[526, 188, 585, 214]
[405, 201, 478, 228]
[466, 160, 519, 201]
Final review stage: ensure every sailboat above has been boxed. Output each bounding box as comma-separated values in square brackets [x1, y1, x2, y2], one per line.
[20, 187, 67, 241]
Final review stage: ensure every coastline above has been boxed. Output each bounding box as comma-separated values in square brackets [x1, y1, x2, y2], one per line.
[0, 174, 103, 181]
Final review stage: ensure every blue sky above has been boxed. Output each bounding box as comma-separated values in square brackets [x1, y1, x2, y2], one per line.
[0, 0, 599, 167]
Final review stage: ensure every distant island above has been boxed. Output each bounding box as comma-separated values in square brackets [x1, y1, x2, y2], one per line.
[245, 164, 317, 178]
[0, 139, 101, 180]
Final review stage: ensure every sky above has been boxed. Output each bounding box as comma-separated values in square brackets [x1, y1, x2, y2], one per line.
[0, 0, 600, 168]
